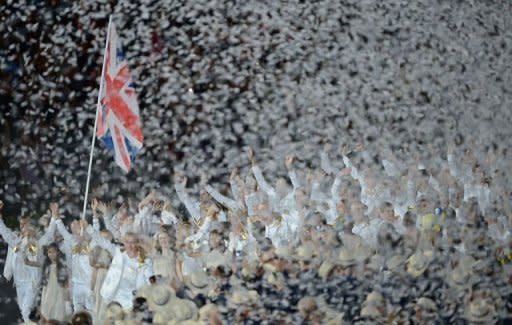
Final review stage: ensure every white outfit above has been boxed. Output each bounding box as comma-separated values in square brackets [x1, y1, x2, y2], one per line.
[205, 185, 239, 212]
[265, 220, 290, 247]
[56, 220, 93, 312]
[175, 182, 201, 223]
[185, 216, 212, 249]
[40, 265, 66, 322]
[352, 218, 384, 249]
[0, 218, 55, 321]
[343, 155, 380, 215]
[133, 206, 160, 237]
[180, 253, 204, 277]
[227, 231, 254, 253]
[87, 226, 152, 310]
[161, 210, 178, 225]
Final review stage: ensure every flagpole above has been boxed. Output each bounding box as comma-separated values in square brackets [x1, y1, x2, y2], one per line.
[81, 15, 113, 220]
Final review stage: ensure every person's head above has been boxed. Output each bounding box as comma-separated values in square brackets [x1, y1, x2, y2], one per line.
[122, 232, 139, 255]
[132, 296, 149, 312]
[321, 224, 338, 245]
[336, 199, 347, 216]
[176, 222, 192, 247]
[417, 197, 432, 216]
[104, 302, 125, 323]
[377, 223, 400, 253]
[350, 201, 364, 221]
[463, 199, 480, 225]
[258, 238, 275, 255]
[46, 243, 59, 263]
[250, 220, 266, 242]
[403, 211, 416, 229]
[70, 220, 82, 236]
[343, 215, 355, 234]
[380, 202, 396, 222]
[208, 229, 223, 250]
[39, 214, 51, 228]
[472, 163, 485, 181]
[19, 215, 30, 232]
[21, 224, 36, 238]
[100, 229, 113, 242]
[156, 231, 171, 251]
[294, 189, 308, 207]
[71, 311, 93, 325]
[118, 203, 128, 221]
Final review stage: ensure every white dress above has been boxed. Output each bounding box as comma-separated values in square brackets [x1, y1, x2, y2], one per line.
[41, 264, 66, 322]
[153, 250, 178, 283]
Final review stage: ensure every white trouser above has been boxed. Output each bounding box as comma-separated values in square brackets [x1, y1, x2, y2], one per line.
[15, 281, 36, 322]
[72, 282, 93, 312]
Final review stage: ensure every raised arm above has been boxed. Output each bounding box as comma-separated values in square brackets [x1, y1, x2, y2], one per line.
[54, 208, 73, 250]
[91, 199, 101, 232]
[38, 217, 57, 247]
[55, 220, 73, 242]
[0, 201, 20, 247]
[343, 155, 364, 185]
[320, 150, 337, 175]
[161, 200, 178, 225]
[205, 185, 238, 211]
[85, 221, 117, 256]
[248, 147, 277, 198]
[251, 165, 276, 198]
[100, 202, 121, 240]
[175, 177, 201, 222]
[133, 205, 152, 235]
[229, 168, 244, 205]
[310, 169, 328, 202]
[447, 142, 460, 180]
[285, 155, 300, 191]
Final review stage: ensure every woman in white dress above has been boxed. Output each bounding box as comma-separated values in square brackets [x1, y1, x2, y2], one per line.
[24, 243, 69, 322]
[152, 231, 180, 290]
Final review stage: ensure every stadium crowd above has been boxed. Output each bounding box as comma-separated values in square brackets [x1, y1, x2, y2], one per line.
[1, 146, 511, 324]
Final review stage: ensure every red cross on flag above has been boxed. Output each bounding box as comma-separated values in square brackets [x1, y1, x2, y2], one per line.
[96, 18, 143, 173]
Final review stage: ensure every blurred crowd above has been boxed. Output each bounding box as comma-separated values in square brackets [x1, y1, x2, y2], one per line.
[1, 0, 511, 323]
[1, 146, 511, 324]
[1, 0, 511, 218]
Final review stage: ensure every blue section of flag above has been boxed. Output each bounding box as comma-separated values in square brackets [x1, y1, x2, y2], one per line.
[124, 137, 139, 160]
[99, 129, 115, 151]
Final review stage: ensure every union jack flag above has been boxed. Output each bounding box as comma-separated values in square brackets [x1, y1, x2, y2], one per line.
[96, 19, 143, 173]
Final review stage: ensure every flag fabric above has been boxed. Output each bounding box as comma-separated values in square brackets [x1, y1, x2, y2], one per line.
[96, 19, 143, 173]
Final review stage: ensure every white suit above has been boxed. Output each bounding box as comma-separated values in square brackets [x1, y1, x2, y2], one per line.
[0, 218, 55, 322]
[86, 226, 152, 310]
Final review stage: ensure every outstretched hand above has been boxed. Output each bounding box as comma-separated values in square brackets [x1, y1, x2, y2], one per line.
[285, 155, 294, 170]
[247, 147, 256, 166]
[97, 201, 110, 216]
[50, 203, 59, 219]
[230, 167, 238, 180]
[91, 198, 98, 211]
